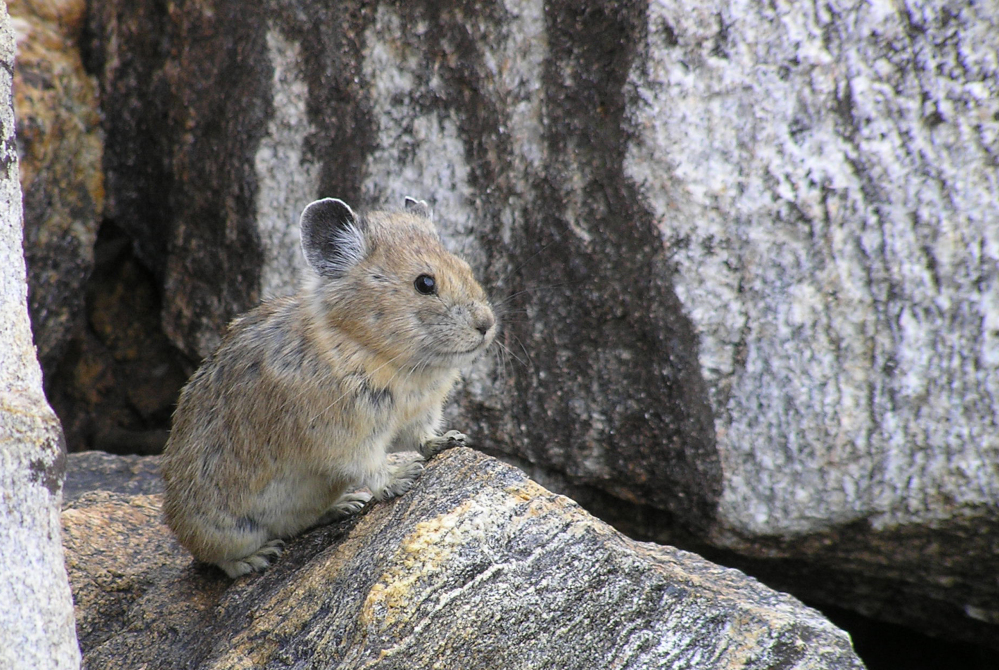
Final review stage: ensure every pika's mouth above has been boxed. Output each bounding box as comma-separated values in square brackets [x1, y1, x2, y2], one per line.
[431, 338, 491, 361]
[454, 341, 489, 356]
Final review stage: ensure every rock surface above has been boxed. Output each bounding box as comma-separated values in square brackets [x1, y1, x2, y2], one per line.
[621, 0, 999, 644]
[12, 0, 190, 454]
[63, 451, 163, 504]
[84, 0, 999, 646]
[11, 0, 103, 373]
[627, 0, 999, 543]
[0, 4, 80, 666]
[64, 449, 864, 670]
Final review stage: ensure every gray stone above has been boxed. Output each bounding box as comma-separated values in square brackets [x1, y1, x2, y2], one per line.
[64, 449, 864, 670]
[626, 0, 999, 547]
[0, 4, 80, 667]
[622, 0, 999, 641]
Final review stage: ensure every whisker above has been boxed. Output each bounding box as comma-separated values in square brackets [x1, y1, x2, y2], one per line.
[494, 339, 528, 369]
[494, 283, 574, 308]
[511, 334, 535, 371]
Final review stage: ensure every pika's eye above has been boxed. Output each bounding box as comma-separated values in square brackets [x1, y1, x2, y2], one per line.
[414, 274, 437, 295]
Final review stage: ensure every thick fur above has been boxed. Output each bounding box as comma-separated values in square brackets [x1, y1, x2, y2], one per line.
[162, 200, 496, 577]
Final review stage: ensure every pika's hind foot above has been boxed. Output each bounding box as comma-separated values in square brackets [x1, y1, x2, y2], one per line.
[420, 430, 467, 458]
[217, 539, 285, 578]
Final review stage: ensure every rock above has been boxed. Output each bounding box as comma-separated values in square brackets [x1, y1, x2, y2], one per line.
[86, 0, 999, 646]
[10, 0, 103, 373]
[622, 0, 999, 644]
[64, 449, 863, 669]
[86, 0, 719, 527]
[63, 451, 162, 504]
[84, 1, 282, 358]
[0, 4, 80, 666]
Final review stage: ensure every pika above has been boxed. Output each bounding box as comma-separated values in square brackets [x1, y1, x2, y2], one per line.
[162, 197, 496, 577]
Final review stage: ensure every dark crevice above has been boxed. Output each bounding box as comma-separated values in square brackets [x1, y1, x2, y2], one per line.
[45, 219, 193, 455]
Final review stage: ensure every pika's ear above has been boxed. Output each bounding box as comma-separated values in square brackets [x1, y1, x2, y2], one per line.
[300, 198, 367, 278]
[404, 196, 432, 220]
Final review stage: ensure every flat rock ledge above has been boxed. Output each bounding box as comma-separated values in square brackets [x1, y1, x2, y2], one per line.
[63, 449, 863, 669]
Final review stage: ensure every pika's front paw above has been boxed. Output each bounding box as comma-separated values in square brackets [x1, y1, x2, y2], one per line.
[318, 491, 373, 525]
[335, 490, 373, 515]
[373, 459, 425, 501]
[420, 429, 467, 458]
[217, 538, 286, 578]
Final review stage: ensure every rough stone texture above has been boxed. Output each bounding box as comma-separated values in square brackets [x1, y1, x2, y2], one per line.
[86, 0, 999, 646]
[10, 1, 188, 454]
[621, 0, 999, 643]
[10, 0, 103, 373]
[86, 0, 720, 531]
[0, 4, 80, 667]
[64, 448, 864, 670]
[63, 451, 163, 504]
[86, 0, 295, 357]
[627, 0, 999, 542]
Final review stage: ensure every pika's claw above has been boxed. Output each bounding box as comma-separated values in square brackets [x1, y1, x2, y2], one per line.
[217, 538, 286, 578]
[318, 491, 373, 524]
[335, 490, 373, 515]
[420, 430, 467, 458]
[373, 459, 425, 501]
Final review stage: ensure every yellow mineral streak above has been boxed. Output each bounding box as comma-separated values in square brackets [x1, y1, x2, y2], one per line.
[359, 480, 565, 632]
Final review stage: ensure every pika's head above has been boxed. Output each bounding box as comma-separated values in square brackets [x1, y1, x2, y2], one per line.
[300, 197, 496, 369]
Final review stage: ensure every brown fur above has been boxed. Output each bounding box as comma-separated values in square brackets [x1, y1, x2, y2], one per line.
[162, 199, 496, 577]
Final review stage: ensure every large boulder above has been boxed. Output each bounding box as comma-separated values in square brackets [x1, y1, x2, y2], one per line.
[64, 449, 864, 669]
[85, 0, 999, 646]
[622, 0, 999, 644]
[0, 4, 80, 667]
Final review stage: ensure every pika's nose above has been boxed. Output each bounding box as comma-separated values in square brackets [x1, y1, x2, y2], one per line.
[474, 310, 496, 336]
